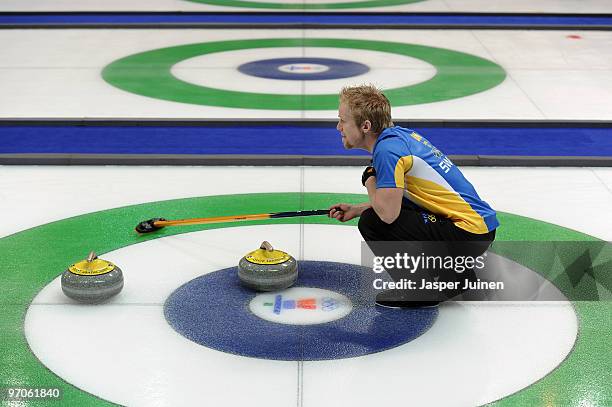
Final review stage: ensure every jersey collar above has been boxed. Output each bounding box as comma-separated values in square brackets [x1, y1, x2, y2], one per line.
[372, 126, 398, 153]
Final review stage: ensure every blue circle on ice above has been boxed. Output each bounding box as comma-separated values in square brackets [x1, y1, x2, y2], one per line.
[237, 57, 370, 80]
[164, 261, 437, 361]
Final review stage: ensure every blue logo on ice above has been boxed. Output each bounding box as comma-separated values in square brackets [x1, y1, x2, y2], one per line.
[238, 57, 370, 81]
[251, 287, 353, 325]
[321, 297, 340, 311]
[265, 294, 318, 314]
[263, 295, 340, 314]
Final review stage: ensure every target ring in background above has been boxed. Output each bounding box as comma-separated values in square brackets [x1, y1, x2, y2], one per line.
[185, 0, 425, 10]
[164, 261, 437, 361]
[237, 57, 369, 80]
[102, 38, 507, 110]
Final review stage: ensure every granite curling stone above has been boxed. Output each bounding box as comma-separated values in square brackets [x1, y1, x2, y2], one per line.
[61, 251, 124, 303]
[238, 241, 298, 291]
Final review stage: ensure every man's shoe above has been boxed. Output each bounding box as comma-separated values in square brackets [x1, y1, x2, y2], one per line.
[375, 289, 440, 309]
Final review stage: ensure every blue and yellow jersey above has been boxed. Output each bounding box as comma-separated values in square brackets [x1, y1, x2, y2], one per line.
[372, 126, 499, 234]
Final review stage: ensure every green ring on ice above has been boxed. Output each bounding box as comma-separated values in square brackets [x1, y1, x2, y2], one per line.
[0, 192, 609, 406]
[102, 38, 507, 110]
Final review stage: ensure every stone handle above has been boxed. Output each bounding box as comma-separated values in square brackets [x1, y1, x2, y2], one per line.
[87, 251, 98, 262]
[260, 241, 274, 252]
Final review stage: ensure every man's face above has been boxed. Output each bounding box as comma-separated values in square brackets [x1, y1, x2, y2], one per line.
[337, 102, 365, 150]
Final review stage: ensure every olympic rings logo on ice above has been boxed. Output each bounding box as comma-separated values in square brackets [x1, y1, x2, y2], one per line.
[277, 63, 330, 74]
[250, 287, 352, 325]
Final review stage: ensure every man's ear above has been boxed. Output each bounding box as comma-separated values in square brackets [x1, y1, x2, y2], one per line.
[361, 120, 372, 133]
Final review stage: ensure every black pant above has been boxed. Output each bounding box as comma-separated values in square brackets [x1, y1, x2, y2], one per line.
[359, 205, 496, 301]
[358, 205, 495, 244]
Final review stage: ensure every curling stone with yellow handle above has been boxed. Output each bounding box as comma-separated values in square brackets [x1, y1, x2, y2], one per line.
[238, 241, 298, 291]
[61, 251, 124, 303]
